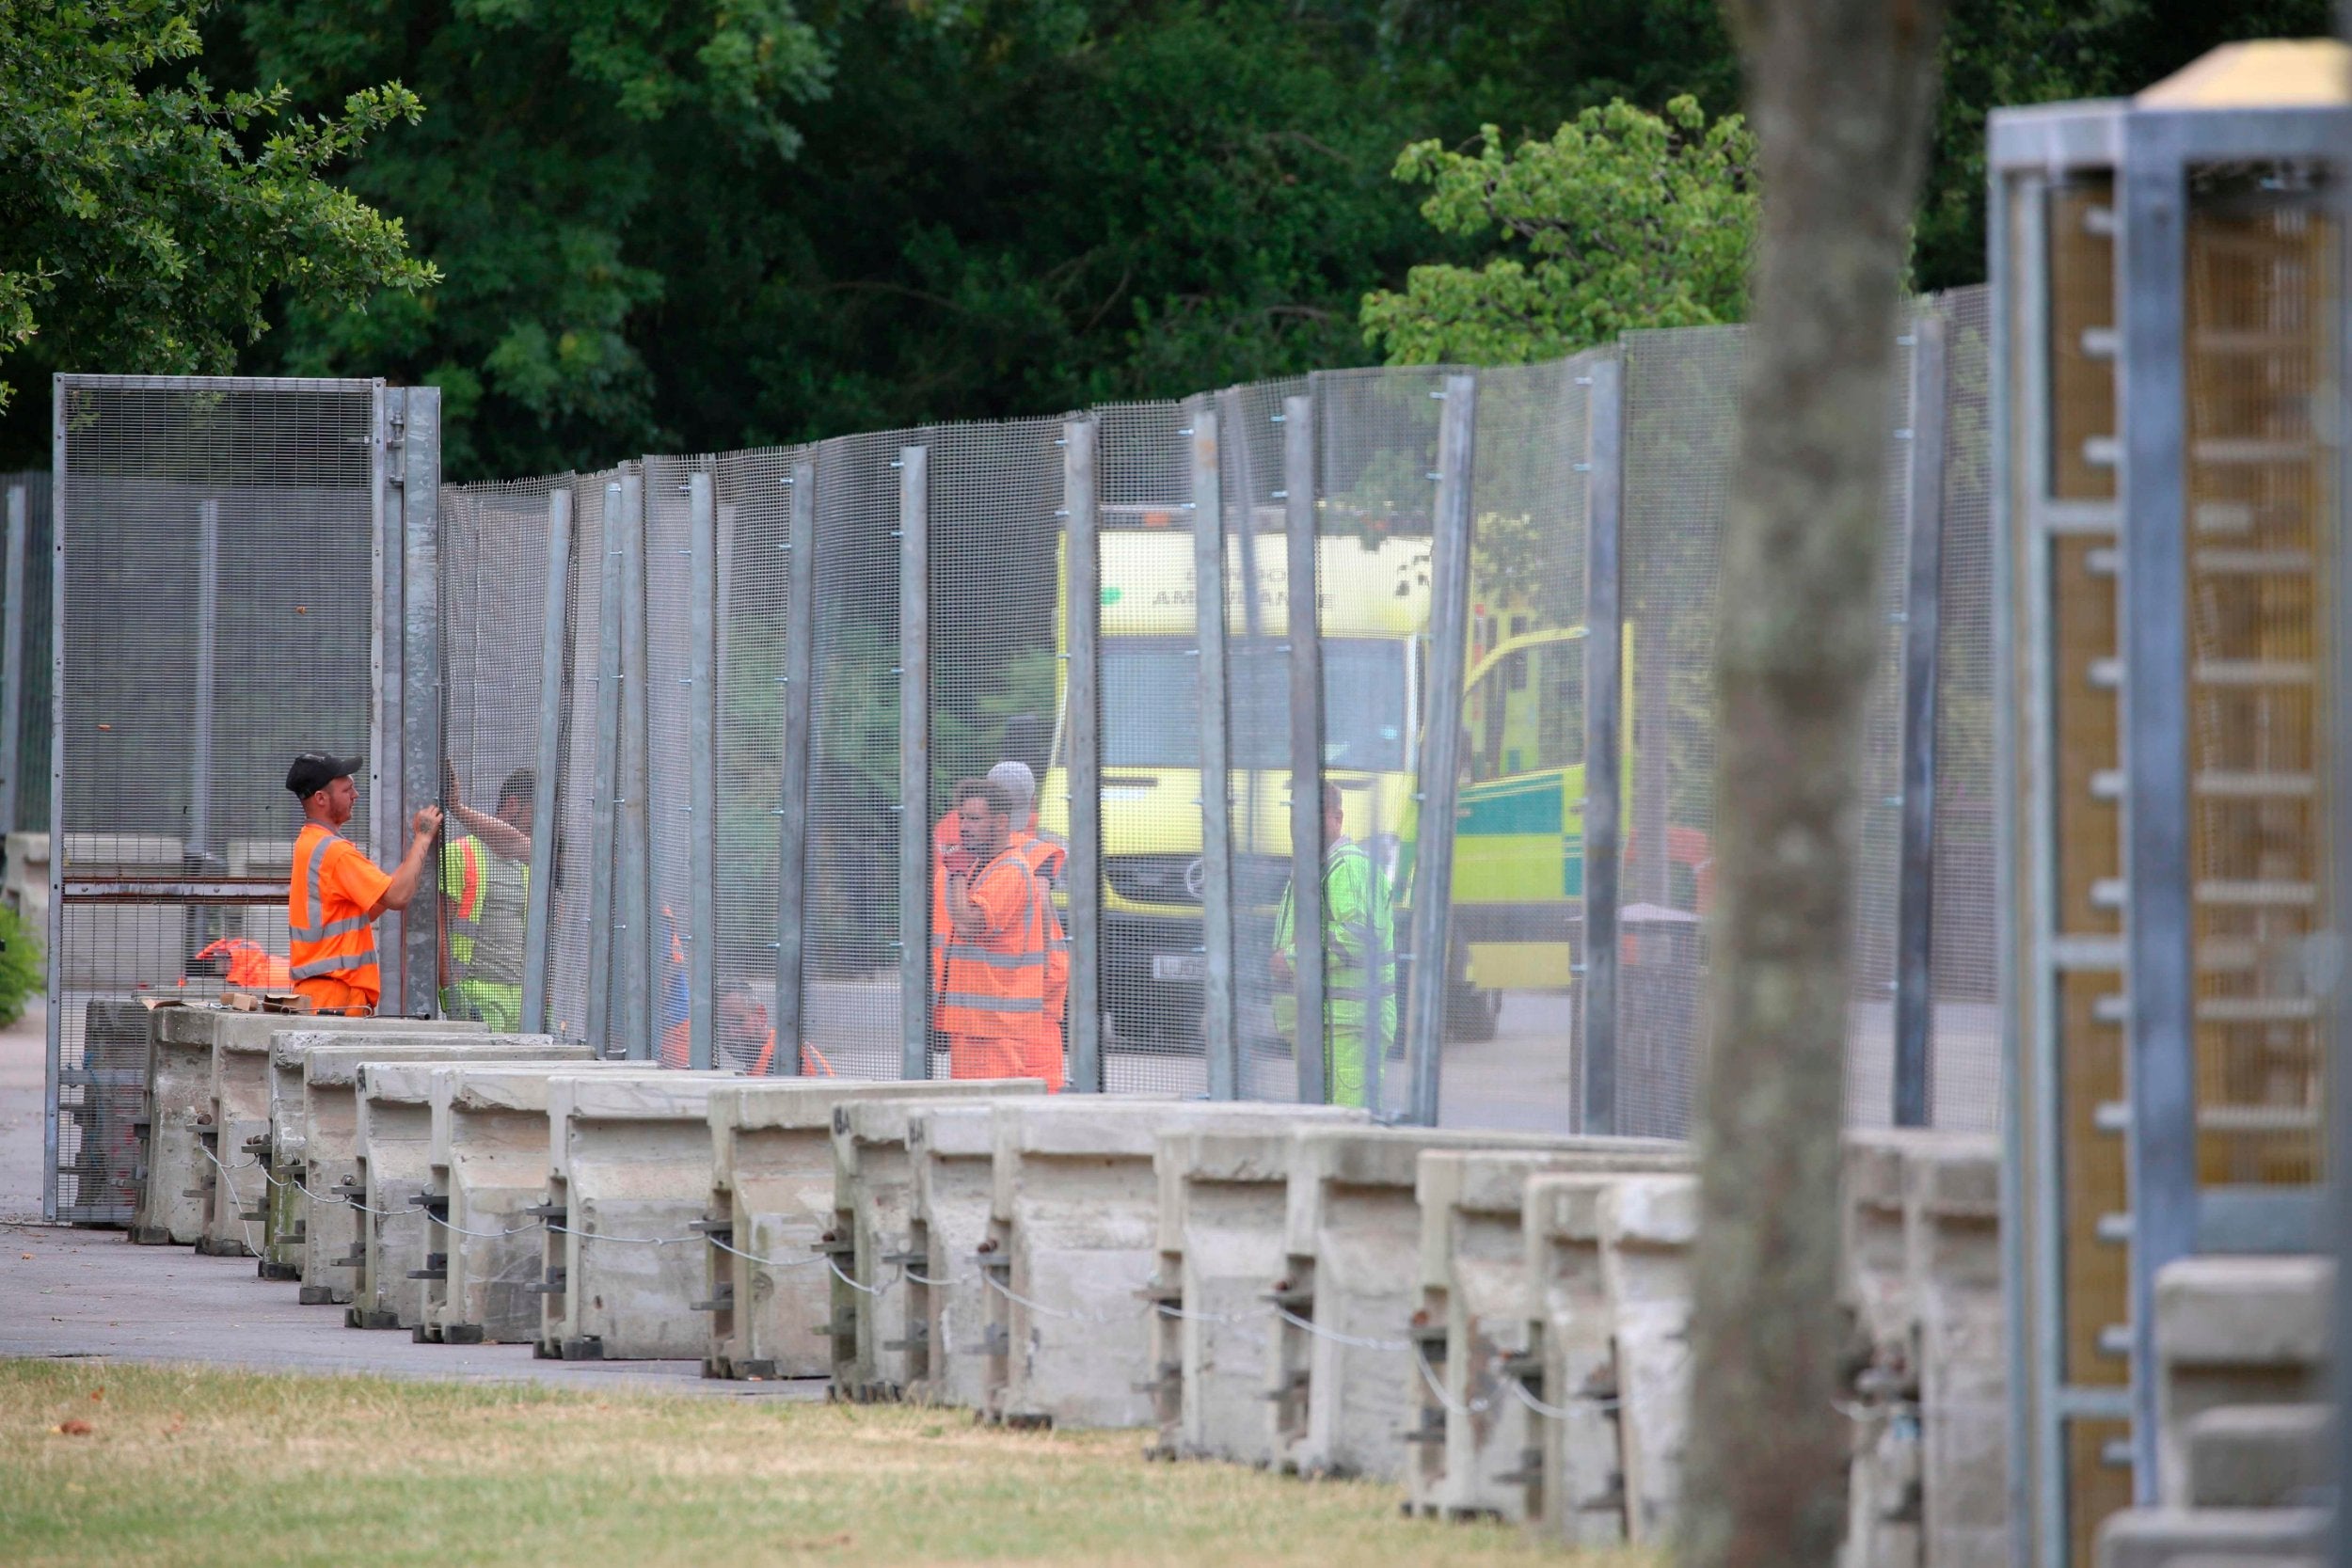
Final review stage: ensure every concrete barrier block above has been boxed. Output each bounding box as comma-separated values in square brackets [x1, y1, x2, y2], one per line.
[423, 1062, 660, 1345]
[984, 1100, 1367, 1433]
[1838, 1129, 1944, 1568]
[2095, 1506, 2328, 1567]
[1407, 1141, 1689, 1522]
[354, 1061, 456, 1331]
[203, 1013, 485, 1261]
[1276, 1128, 1654, 1487]
[1147, 1124, 1319, 1464]
[827, 1082, 1047, 1401]
[2182, 1403, 2330, 1509]
[133, 1009, 470, 1250]
[66, 999, 147, 1221]
[904, 1102, 1011, 1409]
[1520, 1173, 1625, 1548]
[293, 1035, 578, 1306]
[1901, 1133, 2004, 1568]
[1598, 1174, 1696, 1545]
[701, 1078, 1046, 1385]
[2153, 1255, 2331, 1506]
[538, 1071, 739, 1362]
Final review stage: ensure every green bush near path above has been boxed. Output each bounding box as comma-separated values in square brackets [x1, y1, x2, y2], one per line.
[0, 905, 38, 1029]
[0, 1360, 1656, 1567]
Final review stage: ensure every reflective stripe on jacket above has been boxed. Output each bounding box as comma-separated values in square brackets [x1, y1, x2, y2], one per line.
[288, 824, 382, 998]
[440, 834, 528, 985]
[935, 848, 1050, 1037]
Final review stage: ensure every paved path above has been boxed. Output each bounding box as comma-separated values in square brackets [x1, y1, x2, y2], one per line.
[0, 1001, 817, 1396]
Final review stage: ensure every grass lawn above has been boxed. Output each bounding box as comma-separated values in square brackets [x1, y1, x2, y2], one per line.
[0, 1359, 1653, 1566]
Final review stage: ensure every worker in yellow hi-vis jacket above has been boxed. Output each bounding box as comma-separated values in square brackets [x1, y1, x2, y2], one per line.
[1272, 779, 1397, 1109]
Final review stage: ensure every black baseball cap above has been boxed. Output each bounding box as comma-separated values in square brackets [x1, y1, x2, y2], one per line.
[285, 752, 364, 798]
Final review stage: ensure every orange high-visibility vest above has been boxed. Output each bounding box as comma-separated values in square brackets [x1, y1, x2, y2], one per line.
[934, 848, 1050, 1039]
[1014, 833, 1069, 1087]
[288, 823, 384, 1008]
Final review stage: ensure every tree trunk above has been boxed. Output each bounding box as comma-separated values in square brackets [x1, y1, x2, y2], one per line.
[1680, 2, 1947, 1565]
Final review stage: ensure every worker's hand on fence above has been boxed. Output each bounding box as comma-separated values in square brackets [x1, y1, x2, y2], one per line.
[411, 804, 445, 841]
[1270, 951, 1293, 984]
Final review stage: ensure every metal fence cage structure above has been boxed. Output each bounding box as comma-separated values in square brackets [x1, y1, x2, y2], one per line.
[1990, 70, 2347, 1565]
[36, 293, 2012, 1214]
[42, 374, 419, 1224]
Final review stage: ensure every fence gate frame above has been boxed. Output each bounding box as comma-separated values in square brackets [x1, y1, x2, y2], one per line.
[41, 375, 438, 1224]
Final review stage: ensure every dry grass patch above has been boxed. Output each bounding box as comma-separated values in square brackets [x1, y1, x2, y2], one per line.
[0, 1360, 1656, 1567]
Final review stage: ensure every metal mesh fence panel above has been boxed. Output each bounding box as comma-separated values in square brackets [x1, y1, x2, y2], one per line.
[1091, 399, 1210, 1096]
[3, 470, 53, 835]
[1929, 285, 2000, 1131]
[641, 454, 715, 1066]
[921, 419, 1069, 1086]
[543, 469, 617, 1041]
[1617, 329, 1740, 1138]
[1442, 356, 1593, 1132]
[1840, 334, 1918, 1127]
[801, 431, 908, 1078]
[711, 446, 811, 1073]
[1314, 365, 1445, 1121]
[1216, 376, 1307, 1104]
[51, 375, 380, 1219]
[437, 474, 558, 1032]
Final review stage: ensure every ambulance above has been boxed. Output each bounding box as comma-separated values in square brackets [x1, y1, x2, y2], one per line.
[1034, 508, 1687, 1052]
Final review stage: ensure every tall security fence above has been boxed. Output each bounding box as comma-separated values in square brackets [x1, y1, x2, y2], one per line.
[39, 292, 1998, 1215]
[2, 471, 54, 843]
[421, 285, 1999, 1136]
[39, 377, 442, 1222]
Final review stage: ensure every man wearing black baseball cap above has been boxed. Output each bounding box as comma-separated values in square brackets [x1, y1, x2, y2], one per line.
[283, 752, 442, 1015]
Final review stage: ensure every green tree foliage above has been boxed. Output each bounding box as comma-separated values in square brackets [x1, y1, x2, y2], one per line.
[0, 0, 434, 412]
[1360, 97, 1755, 365]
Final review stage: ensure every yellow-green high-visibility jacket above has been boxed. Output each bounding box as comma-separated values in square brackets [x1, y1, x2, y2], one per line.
[440, 834, 528, 988]
[1273, 837, 1397, 1106]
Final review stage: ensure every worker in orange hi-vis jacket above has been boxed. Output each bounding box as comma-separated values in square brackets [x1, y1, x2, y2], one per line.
[936, 778, 1059, 1089]
[282, 751, 440, 1016]
[985, 761, 1067, 1089]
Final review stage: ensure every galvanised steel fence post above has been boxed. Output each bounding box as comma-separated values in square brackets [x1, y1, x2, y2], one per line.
[1579, 358, 1626, 1134]
[771, 457, 818, 1072]
[399, 387, 444, 1018]
[1406, 373, 1479, 1127]
[521, 486, 573, 1036]
[1190, 405, 1238, 1101]
[898, 445, 932, 1082]
[616, 468, 654, 1060]
[2, 485, 31, 859]
[1281, 391, 1327, 1106]
[1893, 309, 1948, 1128]
[584, 482, 625, 1052]
[1062, 420, 1104, 1094]
[687, 470, 719, 1069]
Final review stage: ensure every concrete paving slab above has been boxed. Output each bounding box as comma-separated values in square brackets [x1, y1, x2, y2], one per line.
[1406, 1142, 1689, 1522]
[539, 1071, 739, 1362]
[0, 1215, 819, 1397]
[295, 1037, 579, 1306]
